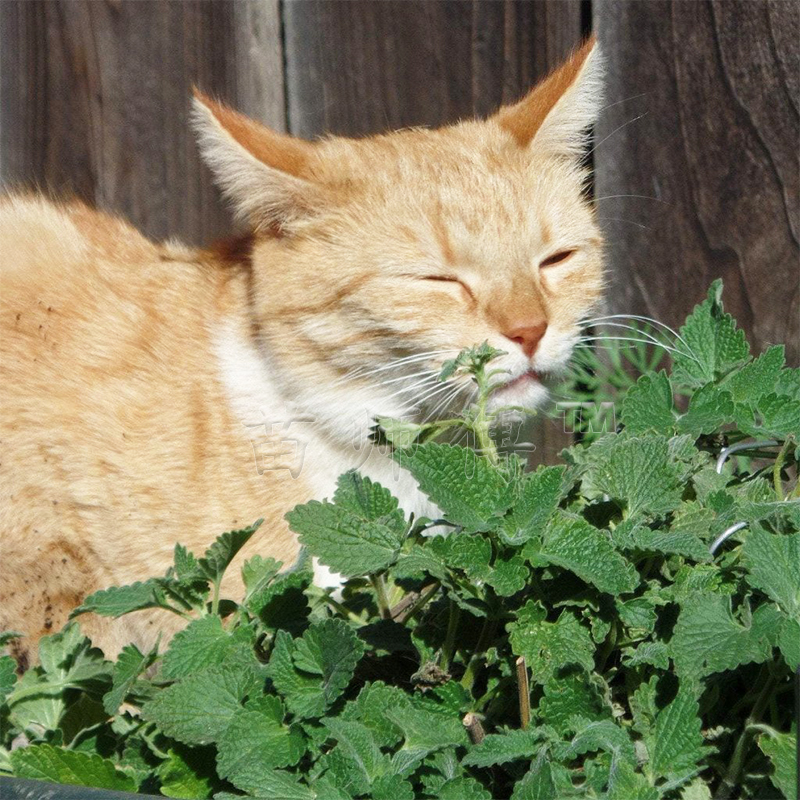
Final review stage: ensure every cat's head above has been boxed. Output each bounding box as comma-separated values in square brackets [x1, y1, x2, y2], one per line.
[193, 39, 604, 436]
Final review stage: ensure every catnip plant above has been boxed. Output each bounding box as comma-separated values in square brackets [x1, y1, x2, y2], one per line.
[1, 281, 797, 800]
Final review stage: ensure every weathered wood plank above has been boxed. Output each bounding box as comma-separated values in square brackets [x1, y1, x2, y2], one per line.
[0, 0, 284, 245]
[594, 0, 799, 363]
[283, 0, 584, 137]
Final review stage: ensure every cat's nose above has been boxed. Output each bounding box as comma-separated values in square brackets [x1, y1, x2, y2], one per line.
[504, 322, 548, 358]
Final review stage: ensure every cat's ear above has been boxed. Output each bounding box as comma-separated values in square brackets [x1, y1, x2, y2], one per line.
[191, 90, 321, 230]
[494, 37, 603, 158]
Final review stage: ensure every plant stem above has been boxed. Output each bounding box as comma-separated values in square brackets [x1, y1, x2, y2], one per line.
[392, 581, 440, 623]
[772, 437, 793, 500]
[714, 667, 777, 799]
[370, 575, 392, 620]
[440, 601, 461, 671]
[516, 656, 531, 730]
[325, 596, 368, 627]
[460, 617, 496, 692]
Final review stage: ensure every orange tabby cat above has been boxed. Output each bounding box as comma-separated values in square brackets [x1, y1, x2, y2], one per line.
[0, 39, 604, 666]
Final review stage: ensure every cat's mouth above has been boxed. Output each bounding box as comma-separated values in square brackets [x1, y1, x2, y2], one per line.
[488, 368, 549, 409]
[498, 369, 543, 391]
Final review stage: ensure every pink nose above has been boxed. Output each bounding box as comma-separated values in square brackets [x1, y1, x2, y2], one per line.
[504, 322, 548, 358]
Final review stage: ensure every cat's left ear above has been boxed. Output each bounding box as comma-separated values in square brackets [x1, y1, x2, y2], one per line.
[191, 90, 323, 230]
[494, 37, 603, 158]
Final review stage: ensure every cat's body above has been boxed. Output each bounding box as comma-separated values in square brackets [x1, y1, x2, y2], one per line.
[0, 40, 605, 666]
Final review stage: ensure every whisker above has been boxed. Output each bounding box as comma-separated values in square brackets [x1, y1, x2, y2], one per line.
[596, 215, 650, 230]
[587, 112, 649, 156]
[593, 194, 668, 204]
[581, 313, 693, 355]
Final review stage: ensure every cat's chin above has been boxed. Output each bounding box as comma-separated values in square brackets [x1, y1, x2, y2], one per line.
[487, 370, 549, 412]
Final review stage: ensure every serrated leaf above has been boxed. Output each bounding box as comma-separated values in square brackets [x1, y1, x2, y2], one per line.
[322, 717, 387, 786]
[531, 514, 639, 595]
[439, 776, 492, 800]
[607, 758, 659, 800]
[677, 385, 735, 436]
[198, 520, 262, 583]
[268, 621, 364, 719]
[742, 528, 800, 617]
[217, 769, 316, 800]
[622, 642, 670, 670]
[11, 744, 136, 792]
[71, 580, 168, 618]
[461, 729, 544, 767]
[393, 442, 512, 531]
[778, 617, 800, 669]
[510, 757, 556, 800]
[157, 745, 215, 799]
[616, 597, 657, 634]
[141, 665, 258, 744]
[0, 656, 17, 702]
[758, 728, 797, 800]
[340, 682, 408, 748]
[539, 673, 612, 734]
[651, 689, 706, 778]
[499, 466, 566, 545]
[333, 470, 401, 520]
[507, 602, 594, 683]
[103, 643, 155, 715]
[486, 555, 529, 596]
[672, 280, 750, 388]
[725, 345, 785, 403]
[377, 417, 435, 449]
[589, 435, 683, 518]
[621, 371, 675, 434]
[217, 695, 305, 792]
[287, 500, 406, 577]
[371, 773, 415, 800]
[556, 719, 636, 765]
[242, 555, 282, 601]
[671, 593, 778, 679]
[735, 392, 800, 439]
[161, 615, 254, 680]
[387, 704, 467, 774]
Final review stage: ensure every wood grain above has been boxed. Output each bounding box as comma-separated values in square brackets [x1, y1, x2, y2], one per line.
[0, 0, 285, 245]
[283, 0, 585, 137]
[594, 0, 799, 364]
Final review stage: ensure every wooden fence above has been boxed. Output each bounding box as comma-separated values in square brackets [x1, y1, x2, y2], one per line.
[1, 0, 797, 458]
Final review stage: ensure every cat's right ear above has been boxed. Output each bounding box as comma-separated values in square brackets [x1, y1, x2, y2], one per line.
[191, 90, 322, 231]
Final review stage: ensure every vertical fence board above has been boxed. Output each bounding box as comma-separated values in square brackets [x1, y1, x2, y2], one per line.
[0, 0, 284, 245]
[283, 0, 584, 464]
[594, 0, 799, 364]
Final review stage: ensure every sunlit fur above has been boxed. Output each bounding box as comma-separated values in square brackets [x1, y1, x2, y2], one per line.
[0, 39, 604, 663]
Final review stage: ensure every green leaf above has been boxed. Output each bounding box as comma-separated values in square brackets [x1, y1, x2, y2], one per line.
[198, 520, 262, 584]
[539, 673, 612, 734]
[510, 758, 557, 800]
[70, 580, 168, 618]
[340, 682, 407, 748]
[607, 758, 659, 800]
[0, 656, 17, 702]
[377, 417, 436, 449]
[622, 642, 670, 670]
[499, 466, 566, 545]
[556, 719, 636, 765]
[393, 442, 512, 531]
[103, 643, 155, 715]
[616, 597, 657, 635]
[588, 435, 683, 518]
[141, 664, 259, 744]
[287, 494, 406, 577]
[758, 728, 797, 800]
[161, 615, 254, 680]
[671, 279, 750, 388]
[461, 729, 544, 767]
[507, 602, 594, 683]
[11, 744, 136, 792]
[779, 617, 800, 670]
[742, 528, 800, 617]
[387, 704, 467, 774]
[322, 717, 388, 786]
[242, 555, 283, 602]
[217, 695, 305, 791]
[371, 773, 415, 800]
[439, 776, 492, 800]
[651, 689, 706, 778]
[217, 770, 316, 800]
[486, 555, 529, 596]
[529, 514, 639, 595]
[677, 385, 735, 436]
[157, 745, 216, 799]
[333, 470, 401, 520]
[736, 392, 800, 439]
[621, 371, 675, 434]
[725, 345, 785, 403]
[671, 593, 778, 679]
[268, 621, 364, 719]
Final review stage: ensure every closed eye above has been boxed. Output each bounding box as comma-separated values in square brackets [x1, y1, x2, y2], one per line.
[421, 274, 475, 301]
[540, 249, 577, 268]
